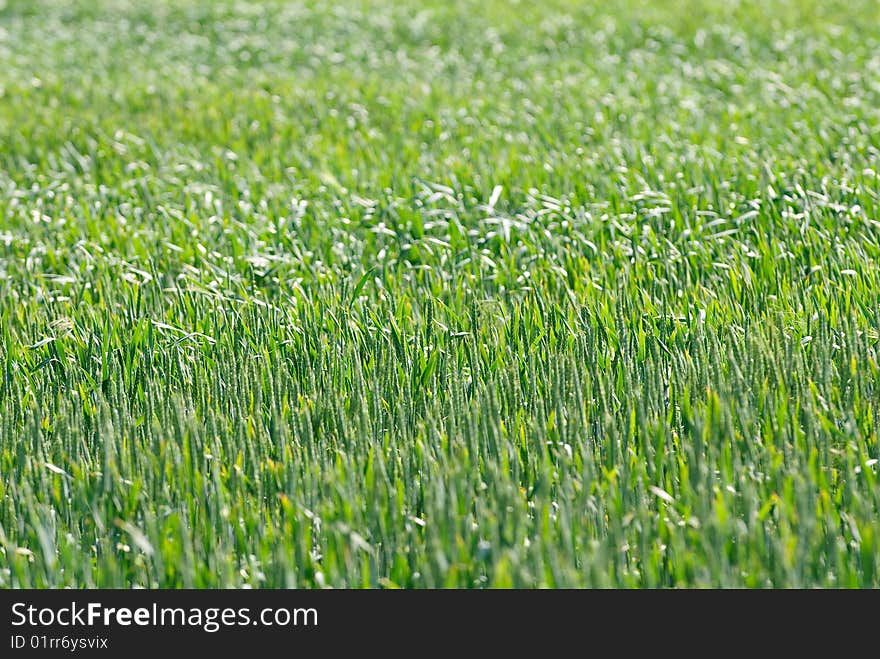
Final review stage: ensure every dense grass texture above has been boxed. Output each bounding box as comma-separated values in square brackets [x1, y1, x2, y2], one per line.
[1, 0, 880, 588]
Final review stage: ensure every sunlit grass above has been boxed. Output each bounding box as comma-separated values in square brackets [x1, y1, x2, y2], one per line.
[1, 0, 879, 587]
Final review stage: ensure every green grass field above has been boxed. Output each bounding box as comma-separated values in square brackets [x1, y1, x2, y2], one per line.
[1, 0, 879, 588]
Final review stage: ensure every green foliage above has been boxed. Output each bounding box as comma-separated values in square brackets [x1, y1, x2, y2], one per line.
[1, 0, 879, 587]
